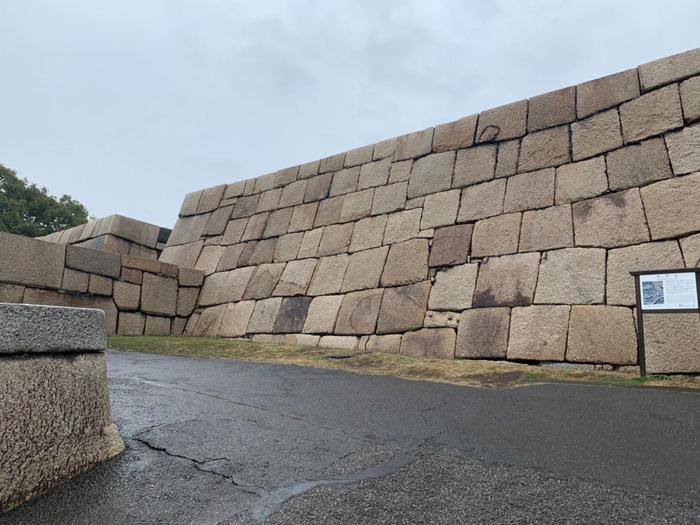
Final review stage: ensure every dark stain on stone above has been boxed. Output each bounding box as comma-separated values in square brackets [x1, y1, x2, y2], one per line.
[606, 191, 628, 208]
[478, 125, 501, 143]
[273, 296, 313, 333]
[473, 287, 497, 307]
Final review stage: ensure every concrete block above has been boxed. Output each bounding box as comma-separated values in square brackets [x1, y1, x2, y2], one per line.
[400, 328, 456, 359]
[395, 127, 434, 160]
[329, 167, 360, 196]
[144, 315, 171, 336]
[456, 308, 510, 359]
[429, 224, 472, 267]
[307, 254, 349, 296]
[476, 99, 527, 143]
[177, 287, 199, 317]
[303, 295, 343, 334]
[528, 86, 575, 131]
[247, 298, 283, 333]
[358, 158, 391, 189]
[457, 179, 505, 222]
[433, 114, 477, 152]
[273, 296, 313, 333]
[429, 263, 478, 310]
[340, 189, 374, 222]
[606, 138, 672, 191]
[118, 312, 145, 336]
[377, 281, 430, 334]
[620, 84, 683, 143]
[407, 151, 455, 199]
[304, 173, 333, 202]
[366, 334, 402, 354]
[534, 248, 606, 304]
[113, 281, 140, 311]
[384, 209, 422, 244]
[495, 139, 520, 178]
[453, 144, 496, 188]
[62, 268, 89, 293]
[0, 233, 66, 289]
[380, 239, 429, 287]
[566, 306, 637, 365]
[274, 259, 317, 296]
[317, 223, 353, 256]
[665, 122, 700, 175]
[372, 181, 407, 215]
[342, 246, 389, 292]
[244, 263, 285, 300]
[507, 305, 570, 361]
[643, 313, 700, 374]
[680, 75, 700, 122]
[576, 68, 640, 118]
[141, 273, 178, 316]
[350, 215, 387, 252]
[638, 47, 700, 91]
[571, 108, 623, 161]
[473, 253, 540, 307]
[219, 301, 256, 337]
[504, 168, 555, 213]
[335, 289, 384, 335]
[519, 205, 574, 253]
[288, 202, 319, 233]
[555, 156, 608, 204]
[573, 189, 650, 248]
[518, 125, 571, 172]
[471, 213, 522, 257]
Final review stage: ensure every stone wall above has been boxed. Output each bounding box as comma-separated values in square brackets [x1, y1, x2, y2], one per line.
[0, 232, 204, 336]
[0, 304, 124, 511]
[38, 214, 171, 260]
[163, 47, 700, 372]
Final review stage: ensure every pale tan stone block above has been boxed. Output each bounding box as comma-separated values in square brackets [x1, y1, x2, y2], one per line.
[219, 301, 256, 337]
[528, 86, 575, 131]
[349, 215, 387, 252]
[620, 84, 683, 143]
[358, 158, 391, 189]
[241, 213, 268, 241]
[113, 281, 140, 311]
[141, 273, 177, 316]
[224, 180, 246, 199]
[319, 152, 346, 174]
[534, 248, 605, 304]
[274, 232, 304, 262]
[420, 189, 460, 230]
[471, 213, 522, 257]
[288, 334, 320, 347]
[473, 253, 540, 307]
[248, 238, 277, 265]
[288, 202, 319, 232]
[247, 298, 283, 333]
[0, 283, 24, 303]
[62, 268, 89, 293]
[456, 308, 510, 359]
[118, 312, 145, 336]
[373, 137, 397, 160]
[400, 328, 456, 359]
[641, 173, 700, 240]
[298, 227, 323, 258]
[456, 179, 506, 222]
[340, 189, 374, 222]
[329, 166, 360, 196]
[665, 122, 700, 175]
[298, 159, 320, 179]
[495, 139, 520, 178]
[263, 208, 293, 238]
[179, 190, 202, 217]
[407, 151, 455, 198]
[303, 295, 343, 334]
[607, 241, 684, 306]
[518, 125, 571, 172]
[433, 114, 477, 152]
[476, 99, 527, 143]
[203, 205, 233, 236]
[341, 246, 389, 292]
[680, 75, 700, 123]
[380, 239, 429, 287]
[366, 334, 402, 354]
[383, 209, 422, 245]
[429, 224, 472, 267]
[144, 316, 171, 336]
[507, 305, 570, 361]
[192, 304, 226, 336]
[231, 194, 259, 219]
[643, 313, 700, 374]
[428, 263, 478, 311]
[372, 181, 407, 215]
[566, 306, 637, 365]
[335, 289, 384, 335]
[680, 233, 700, 267]
[377, 281, 431, 334]
[344, 144, 374, 167]
[222, 218, 248, 245]
[314, 195, 344, 227]
[279, 179, 307, 208]
[318, 335, 358, 350]
[519, 205, 573, 253]
[395, 127, 434, 160]
[504, 168, 555, 213]
[195, 245, 225, 275]
[274, 259, 317, 296]
[424, 310, 460, 328]
[304, 172, 333, 202]
[307, 254, 349, 296]
[555, 156, 608, 204]
[606, 138, 672, 191]
[571, 108, 623, 161]
[256, 188, 282, 213]
[388, 160, 412, 183]
[244, 263, 285, 300]
[217, 243, 244, 271]
[638, 47, 700, 91]
[317, 223, 353, 256]
[573, 189, 650, 248]
[196, 184, 226, 213]
[0, 233, 65, 289]
[176, 287, 198, 317]
[576, 68, 640, 118]
[453, 145, 496, 188]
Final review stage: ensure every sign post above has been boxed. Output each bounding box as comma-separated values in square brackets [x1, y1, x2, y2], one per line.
[630, 268, 700, 377]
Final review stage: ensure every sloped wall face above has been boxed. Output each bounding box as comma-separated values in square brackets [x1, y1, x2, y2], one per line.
[165, 48, 700, 370]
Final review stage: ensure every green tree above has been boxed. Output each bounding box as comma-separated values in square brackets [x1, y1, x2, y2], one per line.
[0, 164, 90, 237]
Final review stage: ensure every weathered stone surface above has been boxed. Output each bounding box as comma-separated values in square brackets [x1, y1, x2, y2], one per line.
[304, 173, 333, 202]
[342, 246, 389, 292]
[566, 306, 637, 364]
[279, 180, 307, 208]
[420, 189, 460, 229]
[224, 180, 246, 199]
[196, 185, 226, 213]
[339, 189, 373, 222]
[263, 208, 293, 238]
[203, 206, 233, 236]
[274, 233, 303, 262]
[555, 156, 608, 204]
[285, 334, 320, 347]
[176, 287, 199, 317]
[231, 194, 260, 219]
[680, 233, 700, 267]
[528, 86, 575, 131]
[22, 289, 117, 335]
[144, 315, 171, 336]
[620, 84, 683, 143]
[638, 47, 700, 91]
[384, 208, 422, 244]
[171, 317, 187, 336]
[248, 238, 277, 265]
[665, 122, 700, 175]
[606, 138, 672, 191]
[453, 145, 496, 188]
[314, 195, 344, 227]
[303, 295, 343, 333]
[274, 259, 317, 296]
[576, 68, 640, 118]
[350, 215, 387, 252]
[366, 334, 402, 354]
[65, 245, 121, 278]
[395, 127, 434, 160]
[455, 307, 510, 359]
[377, 281, 430, 334]
[298, 159, 320, 179]
[160, 241, 203, 268]
[88, 274, 112, 296]
[178, 267, 204, 287]
[643, 312, 700, 374]
[573, 189, 650, 248]
[680, 75, 700, 123]
[179, 190, 202, 216]
[319, 152, 345, 174]
[0, 283, 24, 303]
[217, 244, 245, 271]
[407, 151, 455, 198]
[571, 108, 623, 161]
[504, 168, 555, 213]
[274, 166, 299, 188]
[307, 254, 349, 296]
[345, 144, 374, 167]
[429, 224, 472, 267]
[298, 228, 323, 259]
[507, 305, 570, 361]
[168, 214, 209, 245]
[62, 268, 89, 293]
[317, 223, 353, 256]
[244, 263, 286, 300]
[518, 125, 571, 173]
[473, 253, 540, 307]
[329, 167, 360, 196]
[433, 115, 477, 152]
[380, 239, 429, 287]
[428, 263, 478, 310]
[241, 213, 268, 241]
[372, 182, 407, 215]
[641, 173, 700, 240]
[471, 213, 522, 257]
[141, 273, 177, 316]
[318, 335, 358, 350]
[457, 179, 505, 222]
[373, 137, 396, 160]
[358, 158, 391, 189]
[288, 202, 318, 233]
[476, 99, 527, 143]
[400, 328, 456, 359]
[113, 281, 140, 311]
[0, 233, 66, 289]
[272, 296, 313, 333]
[195, 245, 225, 275]
[247, 298, 283, 333]
[607, 241, 684, 305]
[534, 248, 605, 304]
[335, 289, 383, 335]
[424, 310, 460, 328]
[118, 312, 145, 336]
[519, 205, 574, 253]
[495, 139, 520, 178]
[388, 160, 412, 183]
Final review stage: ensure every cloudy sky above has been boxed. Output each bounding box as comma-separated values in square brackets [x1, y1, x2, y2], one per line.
[1, 1, 698, 228]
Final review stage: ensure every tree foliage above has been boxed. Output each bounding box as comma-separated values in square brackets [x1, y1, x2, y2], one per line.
[0, 164, 90, 237]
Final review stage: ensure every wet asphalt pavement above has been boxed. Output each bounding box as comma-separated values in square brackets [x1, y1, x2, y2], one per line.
[4, 350, 699, 524]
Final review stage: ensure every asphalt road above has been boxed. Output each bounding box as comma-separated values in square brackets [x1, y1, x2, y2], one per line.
[4, 350, 699, 524]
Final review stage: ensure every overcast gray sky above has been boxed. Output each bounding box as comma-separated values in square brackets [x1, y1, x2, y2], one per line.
[1, 1, 698, 228]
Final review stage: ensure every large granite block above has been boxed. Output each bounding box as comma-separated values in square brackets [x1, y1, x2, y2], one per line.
[372, 181, 407, 215]
[407, 151, 455, 198]
[504, 168, 555, 213]
[457, 179, 505, 222]
[432, 115, 477, 152]
[0, 233, 65, 289]
[358, 158, 391, 189]
[340, 189, 374, 222]
[383, 209, 421, 244]
[534, 248, 605, 304]
[528, 86, 575, 131]
[329, 167, 360, 196]
[219, 301, 256, 337]
[606, 138, 672, 191]
[640, 173, 700, 240]
[247, 298, 283, 333]
[576, 68, 640, 118]
[475, 99, 527, 143]
[113, 281, 140, 311]
[619, 84, 683, 143]
[65, 245, 121, 278]
[335, 289, 383, 335]
[273, 296, 313, 333]
[380, 239, 429, 287]
[141, 273, 177, 316]
[566, 306, 637, 364]
[429, 224, 472, 267]
[473, 253, 540, 307]
[507, 305, 570, 361]
[455, 307, 510, 359]
[395, 128, 433, 160]
[350, 215, 387, 252]
[377, 281, 430, 334]
[421, 189, 460, 229]
[317, 223, 353, 256]
[471, 213, 522, 257]
[289, 202, 318, 232]
[400, 328, 456, 359]
[665, 123, 700, 175]
[307, 254, 349, 296]
[304, 173, 333, 202]
[571, 109, 623, 161]
[274, 259, 317, 296]
[453, 144, 496, 188]
[428, 263, 478, 311]
[303, 295, 343, 334]
[643, 313, 700, 374]
[342, 246, 389, 292]
[638, 47, 700, 91]
[519, 205, 573, 253]
[518, 125, 571, 172]
[244, 263, 286, 300]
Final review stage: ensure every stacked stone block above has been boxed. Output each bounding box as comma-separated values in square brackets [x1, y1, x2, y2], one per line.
[163, 48, 700, 373]
[0, 232, 203, 336]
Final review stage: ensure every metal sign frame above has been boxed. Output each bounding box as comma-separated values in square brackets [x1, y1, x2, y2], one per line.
[630, 268, 700, 377]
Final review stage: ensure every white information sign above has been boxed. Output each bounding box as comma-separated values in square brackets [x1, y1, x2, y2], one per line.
[639, 272, 698, 310]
